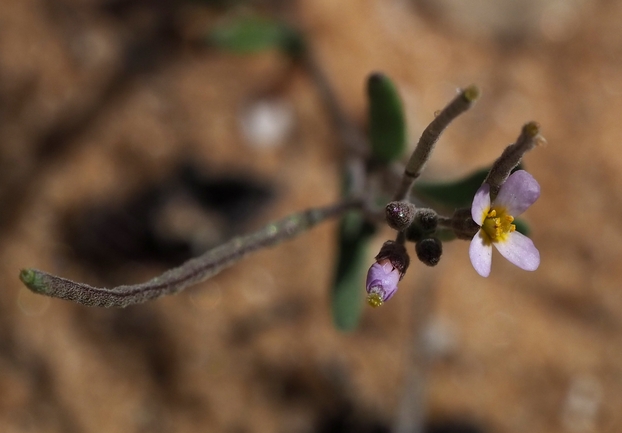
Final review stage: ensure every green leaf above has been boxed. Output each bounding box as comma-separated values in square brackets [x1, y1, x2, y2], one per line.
[367, 73, 407, 164]
[331, 212, 375, 331]
[413, 165, 524, 210]
[208, 16, 304, 57]
[513, 218, 530, 236]
[414, 168, 488, 209]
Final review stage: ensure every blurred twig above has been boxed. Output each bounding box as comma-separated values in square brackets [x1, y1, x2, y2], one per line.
[302, 51, 369, 159]
[394, 271, 437, 433]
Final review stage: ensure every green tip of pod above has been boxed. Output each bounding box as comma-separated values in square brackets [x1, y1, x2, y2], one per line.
[523, 121, 540, 137]
[19, 269, 50, 294]
[19, 269, 36, 284]
[463, 85, 480, 102]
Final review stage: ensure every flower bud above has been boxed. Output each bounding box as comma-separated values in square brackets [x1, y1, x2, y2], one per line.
[375, 240, 410, 276]
[365, 259, 401, 308]
[414, 208, 438, 232]
[385, 201, 416, 231]
[415, 237, 442, 266]
[404, 208, 438, 242]
[451, 208, 479, 240]
[366, 240, 410, 308]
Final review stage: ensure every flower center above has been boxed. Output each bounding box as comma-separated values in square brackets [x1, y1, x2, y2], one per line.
[367, 292, 384, 308]
[481, 207, 515, 243]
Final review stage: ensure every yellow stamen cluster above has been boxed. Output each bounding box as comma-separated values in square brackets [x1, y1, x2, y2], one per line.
[367, 292, 384, 308]
[481, 207, 515, 243]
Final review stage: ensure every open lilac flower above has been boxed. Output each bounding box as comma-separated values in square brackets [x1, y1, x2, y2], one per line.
[366, 259, 401, 307]
[469, 170, 540, 277]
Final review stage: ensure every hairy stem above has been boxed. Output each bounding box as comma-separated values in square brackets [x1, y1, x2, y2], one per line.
[20, 199, 362, 307]
[393, 86, 480, 202]
[484, 121, 543, 201]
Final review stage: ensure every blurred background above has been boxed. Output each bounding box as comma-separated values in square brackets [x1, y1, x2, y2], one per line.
[1, 0, 621, 432]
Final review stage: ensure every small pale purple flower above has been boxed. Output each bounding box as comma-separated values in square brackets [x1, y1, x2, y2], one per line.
[365, 259, 401, 307]
[469, 170, 541, 277]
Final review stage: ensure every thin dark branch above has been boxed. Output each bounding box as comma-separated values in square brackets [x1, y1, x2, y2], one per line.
[20, 199, 363, 307]
[393, 86, 480, 202]
[393, 272, 437, 433]
[484, 121, 543, 200]
[302, 51, 369, 158]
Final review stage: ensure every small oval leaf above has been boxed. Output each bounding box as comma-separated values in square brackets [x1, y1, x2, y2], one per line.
[414, 168, 489, 209]
[367, 73, 407, 164]
[208, 16, 304, 56]
[414, 165, 524, 210]
[331, 212, 375, 331]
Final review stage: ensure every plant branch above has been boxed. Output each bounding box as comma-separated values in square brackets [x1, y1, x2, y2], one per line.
[302, 51, 369, 158]
[484, 121, 543, 200]
[20, 199, 363, 307]
[393, 86, 480, 201]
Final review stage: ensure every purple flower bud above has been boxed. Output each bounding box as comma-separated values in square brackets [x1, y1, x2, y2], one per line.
[385, 201, 416, 231]
[365, 259, 401, 308]
[375, 240, 409, 276]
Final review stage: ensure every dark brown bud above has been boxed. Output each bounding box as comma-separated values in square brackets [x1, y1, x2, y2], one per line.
[385, 201, 416, 231]
[414, 208, 438, 232]
[451, 208, 480, 240]
[415, 237, 442, 266]
[375, 240, 410, 278]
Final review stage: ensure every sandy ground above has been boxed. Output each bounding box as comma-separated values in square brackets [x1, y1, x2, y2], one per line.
[1, 0, 621, 432]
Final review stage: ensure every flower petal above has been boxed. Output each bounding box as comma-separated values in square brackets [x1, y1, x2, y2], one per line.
[471, 183, 491, 224]
[469, 230, 492, 277]
[493, 170, 540, 216]
[493, 231, 540, 271]
[383, 283, 399, 301]
[366, 260, 400, 301]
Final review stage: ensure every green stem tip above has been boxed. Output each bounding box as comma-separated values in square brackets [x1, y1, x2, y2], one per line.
[523, 121, 540, 137]
[463, 85, 480, 102]
[19, 269, 50, 294]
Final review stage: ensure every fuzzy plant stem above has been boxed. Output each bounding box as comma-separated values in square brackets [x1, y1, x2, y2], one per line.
[392, 86, 480, 202]
[20, 199, 362, 307]
[484, 121, 542, 201]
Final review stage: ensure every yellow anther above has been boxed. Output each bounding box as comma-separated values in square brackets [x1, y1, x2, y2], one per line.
[482, 206, 515, 243]
[367, 293, 384, 308]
